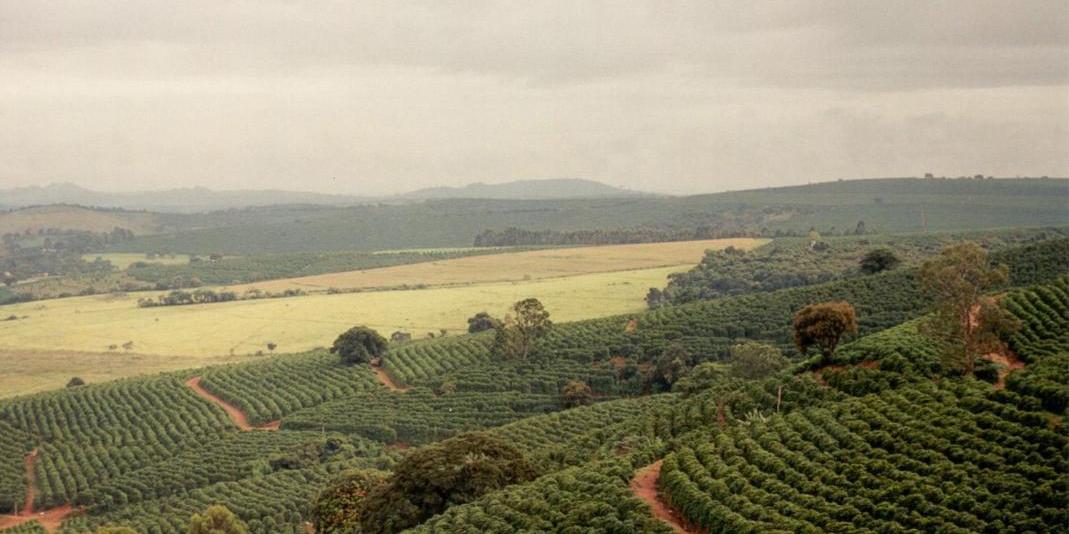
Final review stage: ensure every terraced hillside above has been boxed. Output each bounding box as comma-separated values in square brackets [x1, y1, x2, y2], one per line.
[0, 236, 1065, 533]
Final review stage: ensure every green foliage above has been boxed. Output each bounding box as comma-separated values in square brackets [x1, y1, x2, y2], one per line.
[126, 249, 494, 288]
[646, 343, 694, 391]
[793, 301, 859, 358]
[660, 383, 1068, 533]
[466, 311, 500, 334]
[1007, 353, 1069, 413]
[198, 350, 380, 425]
[653, 230, 1065, 307]
[859, 247, 900, 274]
[493, 298, 552, 361]
[95, 526, 139, 534]
[65, 376, 86, 388]
[282, 389, 560, 445]
[412, 460, 675, 534]
[188, 504, 248, 534]
[729, 342, 789, 380]
[918, 242, 1014, 375]
[357, 434, 538, 534]
[310, 469, 389, 534]
[560, 380, 593, 408]
[1002, 276, 1069, 362]
[331, 327, 387, 365]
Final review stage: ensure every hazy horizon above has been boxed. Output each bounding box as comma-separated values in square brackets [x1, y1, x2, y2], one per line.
[2, 1, 1067, 196]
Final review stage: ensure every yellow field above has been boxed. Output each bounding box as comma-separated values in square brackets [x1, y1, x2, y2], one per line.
[0, 238, 766, 397]
[226, 238, 764, 293]
[82, 253, 191, 270]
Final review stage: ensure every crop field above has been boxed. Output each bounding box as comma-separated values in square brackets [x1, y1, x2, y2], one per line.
[221, 238, 764, 293]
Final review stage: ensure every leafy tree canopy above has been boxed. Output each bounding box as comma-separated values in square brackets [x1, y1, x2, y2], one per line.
[330, 326, 387, 365]
[793, 301, 858, 359]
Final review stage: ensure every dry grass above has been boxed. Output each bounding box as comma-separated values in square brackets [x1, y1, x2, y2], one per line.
[225, 238, 765, 293]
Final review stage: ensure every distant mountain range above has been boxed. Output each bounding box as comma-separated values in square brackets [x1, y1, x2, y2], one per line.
[0, 179, 648, 212]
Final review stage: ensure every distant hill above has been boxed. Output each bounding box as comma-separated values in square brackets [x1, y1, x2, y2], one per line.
[0, 183, 372, 212]
[0, 205, 163, 236]
[0, 179, 648, 212]
[103, 177, 1069, 255]
[398, 179, 647, 200]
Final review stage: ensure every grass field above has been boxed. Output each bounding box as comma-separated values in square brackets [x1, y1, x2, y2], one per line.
[81, 253, 192, 270]
[224, 239, 764, 293]
[0, 239, 763, 396]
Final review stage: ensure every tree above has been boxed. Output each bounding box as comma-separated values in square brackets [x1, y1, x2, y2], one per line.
[730, 341, 789, 380]
[188, 505, 247, 534]
[66, 377, 85, 388]
[859, 248, 900, 274]
[918, 242, 1016, 376]
[266, 342, 277, 352]
[560, 380, 593, 408]
[357, 434, 537, 533]
[331, 326, 387, 365]
[646, 343, 693, 391]
[673, 362, 726, 397]
[854, 220, 867, 235]
[793, 301, 858, 359]
[311, 469, 389, 533]
[492, 298, 551, 360]
[467, 312, 500, 333]
[390, 331, 412, 343]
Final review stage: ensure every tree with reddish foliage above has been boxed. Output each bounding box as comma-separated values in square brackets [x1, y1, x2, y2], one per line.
[793, 301, 858, 359]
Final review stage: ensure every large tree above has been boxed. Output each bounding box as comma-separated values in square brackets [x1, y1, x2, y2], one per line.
[466, 312, 500, 334]
[859, 248, 900, 274]
[560, 380, 593, 408]
[331, 326, 388, 365]
[918, 242, 1016, 376]
[188, 505, 247, 534]
[311, 469, 389, 533]
[730, 341, 789, 380]
[356, 434, 537, 533]
[793, 301, 858, 359]
[646, 343, 694, 391]
[492, 298, 551, 360]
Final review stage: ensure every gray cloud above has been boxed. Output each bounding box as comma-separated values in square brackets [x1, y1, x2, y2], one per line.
[0, 1, 1066, 194]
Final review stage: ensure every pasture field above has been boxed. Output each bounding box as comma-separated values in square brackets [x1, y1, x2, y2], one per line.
[224, 238, 764, 293]
[81, 253, 191, 270]
[0, 266, 683, 361]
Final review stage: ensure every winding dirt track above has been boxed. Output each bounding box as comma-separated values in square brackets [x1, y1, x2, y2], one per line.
[186, 376, 280, 430]
[630, 460, 701, 534]
[0, 449, 76, 532]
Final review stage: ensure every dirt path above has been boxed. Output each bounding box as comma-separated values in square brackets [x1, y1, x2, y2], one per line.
[0, 449, 77, 532]
[186, 377, 280, 430]
[630, 460, 701, 534]
[370, 361, 409, 393]
[983, 352, 1025, 390]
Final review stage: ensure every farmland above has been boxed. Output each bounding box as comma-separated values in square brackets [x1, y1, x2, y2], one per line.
[0, 239, 754, 396]
[0, 184, 1066, 533]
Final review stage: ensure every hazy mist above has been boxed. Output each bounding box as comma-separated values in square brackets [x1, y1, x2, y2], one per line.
[1, 1, 1066, 195]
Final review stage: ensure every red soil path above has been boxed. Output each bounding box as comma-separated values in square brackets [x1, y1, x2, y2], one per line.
[983, 351, 1025, 390]
[186, 377, 280, 430]
[0, 449, 77, 532]
[630, 460, 702, 534]
[370, 361, 409, 393]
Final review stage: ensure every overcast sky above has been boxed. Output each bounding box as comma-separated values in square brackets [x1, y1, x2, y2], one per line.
[1, 1, 1066, 195]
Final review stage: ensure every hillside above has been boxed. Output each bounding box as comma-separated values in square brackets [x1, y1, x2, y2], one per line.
[0, 206, 162, 237]
[105, 177, 1069, 255]
[0, 237, 1065, 533]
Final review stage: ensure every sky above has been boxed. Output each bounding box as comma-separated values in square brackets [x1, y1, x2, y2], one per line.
[0, 1, 1066, 196]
